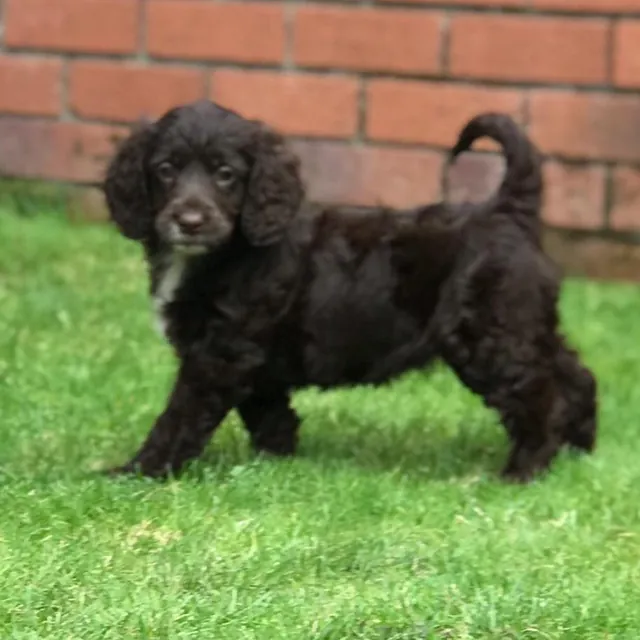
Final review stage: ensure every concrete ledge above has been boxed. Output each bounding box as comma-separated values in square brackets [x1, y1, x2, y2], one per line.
[543, 228, 640, 282]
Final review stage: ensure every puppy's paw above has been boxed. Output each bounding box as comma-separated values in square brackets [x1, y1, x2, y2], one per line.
[500, 466, 535, 484]
[100, 462, 169, 481]
[251, 435, 298, 457]
[99, 463, 138, 478]
[565, 424, 596, 454]
[500, 458, 550, 484]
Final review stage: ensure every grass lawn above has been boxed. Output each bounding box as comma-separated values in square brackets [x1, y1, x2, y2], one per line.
[0, 208, 639, 639]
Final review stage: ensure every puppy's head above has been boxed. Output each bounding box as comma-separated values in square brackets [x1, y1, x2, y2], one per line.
[104, 100, 304, 251]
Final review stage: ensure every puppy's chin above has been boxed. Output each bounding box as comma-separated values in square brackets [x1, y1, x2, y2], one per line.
[172, 243, 209, 257]
[159, 222, 233, 256]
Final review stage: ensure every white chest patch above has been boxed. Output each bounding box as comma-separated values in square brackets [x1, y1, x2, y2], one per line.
[153, 254, 188, 338]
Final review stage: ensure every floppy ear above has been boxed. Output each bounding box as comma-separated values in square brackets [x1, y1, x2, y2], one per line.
[103, 122, 156, 241]
[241, 124, 304, 247]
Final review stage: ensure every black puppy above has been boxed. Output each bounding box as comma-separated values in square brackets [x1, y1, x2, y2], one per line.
[103, 101, 596, 482]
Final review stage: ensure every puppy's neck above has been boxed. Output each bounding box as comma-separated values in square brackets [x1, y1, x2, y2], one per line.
[150, 248, 201, 338]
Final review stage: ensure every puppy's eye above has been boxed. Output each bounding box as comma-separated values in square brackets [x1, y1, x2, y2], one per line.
[156, 162, 176, 184]
[216, 166, 235, 186]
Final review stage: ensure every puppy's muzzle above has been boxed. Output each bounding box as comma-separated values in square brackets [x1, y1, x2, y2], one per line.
[174, 209, 205, 236]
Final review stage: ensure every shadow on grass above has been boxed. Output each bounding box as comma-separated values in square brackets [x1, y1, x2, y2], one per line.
[297, 421, 507, 481]
[193, 409, 509, 484]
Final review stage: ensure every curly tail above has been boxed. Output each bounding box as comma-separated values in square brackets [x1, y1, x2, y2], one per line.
[450, 113, 543, 228]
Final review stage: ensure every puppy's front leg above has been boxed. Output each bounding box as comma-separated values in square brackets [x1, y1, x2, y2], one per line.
[238, 391, 300, 456]
[108, 358, 237, 478]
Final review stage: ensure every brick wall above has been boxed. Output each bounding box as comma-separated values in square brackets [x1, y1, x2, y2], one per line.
[0, 0, 640, 236]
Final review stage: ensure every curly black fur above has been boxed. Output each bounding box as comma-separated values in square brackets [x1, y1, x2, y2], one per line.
[103, 101, 597, 483]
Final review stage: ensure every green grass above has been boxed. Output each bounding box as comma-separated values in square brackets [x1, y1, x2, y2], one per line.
[0, 209, 639, 639]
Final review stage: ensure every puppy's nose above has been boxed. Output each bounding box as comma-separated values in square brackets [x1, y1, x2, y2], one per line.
[176, 210, 204, 234]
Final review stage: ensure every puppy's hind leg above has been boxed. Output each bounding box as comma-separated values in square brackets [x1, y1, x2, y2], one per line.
[238, 390, 300, 456]
[441, 325, 565, 482]
[553, 343, 597, 453]
[493, 374, 565, 483]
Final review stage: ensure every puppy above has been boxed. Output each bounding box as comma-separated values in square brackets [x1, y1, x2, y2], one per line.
[103, 100, 596, 482]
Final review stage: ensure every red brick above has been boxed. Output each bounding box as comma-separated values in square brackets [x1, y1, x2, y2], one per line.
[449, 14, 608, 85]
[4, 0, 138, 54]
[69, 62, 205, 123]
[529, 91, 640, 162]
[212, 70, 358, 139]
[611, 167, 640, 231]
[367, 80, 524, 147]
[147, 1, 284, 64]
[613, 21, 640, 88]
[447, 153, 505, 204]
[0, 57, 61, 117]
[532, 0, 639, 11]
[448, 155, 608, 232]
[383, 0, 523, 5]
[291, 141, 443, 207]
[543, 162, 606, 229]
[0, 117, 124, 182]
[293, 6, 442, 74]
